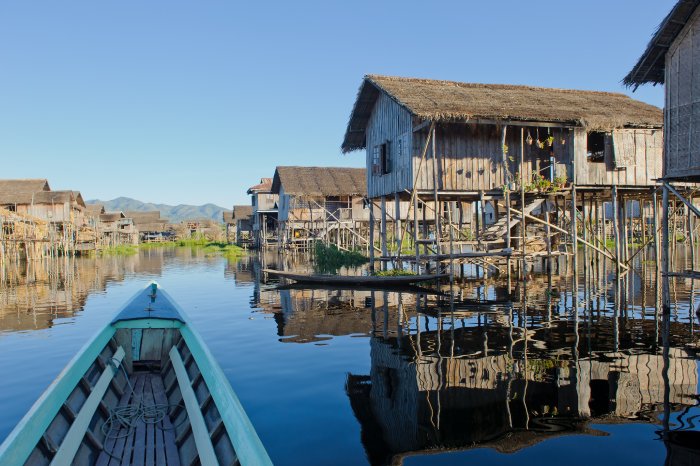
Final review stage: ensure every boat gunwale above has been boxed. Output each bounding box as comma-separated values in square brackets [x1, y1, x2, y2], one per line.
[0, 324, 117, 465]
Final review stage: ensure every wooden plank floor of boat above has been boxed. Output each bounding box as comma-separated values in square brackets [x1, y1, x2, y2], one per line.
[97, 373, 181, 466]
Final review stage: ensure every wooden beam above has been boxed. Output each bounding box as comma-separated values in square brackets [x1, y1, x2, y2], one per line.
[665, 182, 700, 218]
[51, 347, 125, 466]
[169, 347, 218, 466]
[504, 204, 628, 269]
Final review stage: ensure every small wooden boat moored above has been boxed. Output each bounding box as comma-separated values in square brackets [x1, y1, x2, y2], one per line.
[0, 283, 272, 466]
[263, 269, 447, 286]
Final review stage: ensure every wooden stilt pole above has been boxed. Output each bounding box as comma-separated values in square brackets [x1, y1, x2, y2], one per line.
[369, 199, 375, 272]
[520, 127, 526, 273]
[394, 192, 401, 257]
[571, 185, 578, 278]
[689, 194, 695, 268]
[413, 194, 420, 272]
[380, 196, 387, 270]
[612, 186, 621, 276]
[653, 189, 660, 266]
[662, 184, 671, 316]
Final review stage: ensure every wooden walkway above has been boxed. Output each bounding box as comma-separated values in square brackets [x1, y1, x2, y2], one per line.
[97, 373, 181, 466]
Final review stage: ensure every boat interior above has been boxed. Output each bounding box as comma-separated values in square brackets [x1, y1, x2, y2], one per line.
[25, 326, 239, 466]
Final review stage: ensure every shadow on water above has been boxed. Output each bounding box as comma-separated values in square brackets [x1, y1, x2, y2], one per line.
[0, 247, 698, 466]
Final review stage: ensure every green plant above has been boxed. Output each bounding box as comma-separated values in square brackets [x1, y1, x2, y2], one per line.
[314, 242, 368, 274]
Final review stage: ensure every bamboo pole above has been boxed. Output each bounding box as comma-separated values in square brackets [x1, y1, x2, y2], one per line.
[394, 121, 435, 262]
[519, 127, 526, 271]
[612, 186, 621, 276]
[369, 199, 375, 271]
[503, 204, 628, 269]
[662, 184, 671, 316]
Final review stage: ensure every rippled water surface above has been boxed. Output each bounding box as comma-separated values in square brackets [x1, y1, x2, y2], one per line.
[0, 247, 698, 465]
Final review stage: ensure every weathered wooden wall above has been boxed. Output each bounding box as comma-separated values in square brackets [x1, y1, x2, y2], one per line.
[16, 202, 79, 224]
[365, 92, 414, 198]
[365, 93, 661, 196]
[665, 6, 700, 181]
[412, 124, 572, 193]
[573, 128, 663, 186]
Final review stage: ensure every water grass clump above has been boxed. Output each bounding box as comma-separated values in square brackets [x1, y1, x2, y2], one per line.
[138, 238, 245, 258]
[100, 245, 139, 256]
[200, 242, 245, 258]
[314, 242, 368, 274]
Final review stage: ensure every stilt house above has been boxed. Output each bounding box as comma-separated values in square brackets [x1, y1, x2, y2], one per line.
[625, 0, 700, 182]
[99, 212, 138, 246]
[247, 178, 278, 248]
[271, 166, 369, 249]
[126, 211, 172, 242]
[343, 75, 662, 197]
[231, 205, 253, 245]
[223, 211, 235, 242]
[342, 75, 664, 262]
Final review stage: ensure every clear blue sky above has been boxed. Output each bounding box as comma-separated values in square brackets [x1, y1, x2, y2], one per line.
[0, 0, 671, 207]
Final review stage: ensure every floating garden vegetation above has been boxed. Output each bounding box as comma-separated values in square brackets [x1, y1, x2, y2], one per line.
[98, 245, 139, 256]
[138, 237, 245, 258]
[313, 242, 368, 274]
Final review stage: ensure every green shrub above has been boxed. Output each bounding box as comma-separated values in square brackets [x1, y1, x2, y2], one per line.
[314, 242, 368, 274]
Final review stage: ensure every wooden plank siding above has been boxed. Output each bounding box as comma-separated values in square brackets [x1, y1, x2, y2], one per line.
[665, 6, 700, 180]
[368, 117, 660, 198]
[573, 128, 662, 186]
[366, 93, 414, 198]
[365, 91, 661, 197]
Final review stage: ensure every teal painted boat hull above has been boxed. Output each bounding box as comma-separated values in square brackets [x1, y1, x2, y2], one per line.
[0, 283, 272, 466]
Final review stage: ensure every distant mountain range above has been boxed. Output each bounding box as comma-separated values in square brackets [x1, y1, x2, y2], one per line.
[86, 197, 231, 223]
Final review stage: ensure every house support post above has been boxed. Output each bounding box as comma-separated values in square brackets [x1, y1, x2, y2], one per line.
[395, 193, 402, 260]
[571, 185, 578, 280]
[381, 196, 388, 270]
[413, 193, 420, 273]
[519, 127, 526, 275]
[369, 198, 375, 272]
[662, 184, 671, 316]
[612, 186, 621, 276]
[689, 193, 695, 268]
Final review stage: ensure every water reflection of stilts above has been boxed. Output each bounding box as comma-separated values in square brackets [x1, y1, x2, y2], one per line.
[346, 259, 698, 465]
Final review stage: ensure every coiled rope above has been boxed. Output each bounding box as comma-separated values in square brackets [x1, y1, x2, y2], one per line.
[99, 356, 184, 460]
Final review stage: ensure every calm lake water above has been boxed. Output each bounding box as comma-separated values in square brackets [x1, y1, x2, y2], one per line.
[0, 247, 698, 465]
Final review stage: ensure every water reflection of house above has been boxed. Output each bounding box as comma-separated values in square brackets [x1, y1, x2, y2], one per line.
[254, 287, 414, 343]
[347, 327, 698, 465]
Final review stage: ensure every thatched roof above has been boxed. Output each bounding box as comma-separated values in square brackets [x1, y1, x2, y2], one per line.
[232, 205, 253, 220]
[342, 75, 663, 152]
[137, 222, 170, 233]
[271, 166, 366, 196]
[100, 212, 126, 222]
[0, 179, 50, 194]
[125, 211, 162, 224]
[86, 204, 105, 215]
[246, 178, 273, 194]
[33, 190, 86, 208]
[0, 179, 51, 204]
[624, 0, 700, 88]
